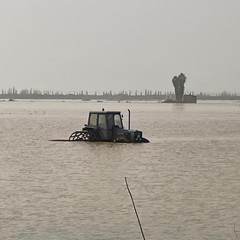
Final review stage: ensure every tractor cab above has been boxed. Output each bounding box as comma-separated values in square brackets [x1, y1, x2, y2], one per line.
[69, 109, 149, 143]
[86, 111, 123, 141]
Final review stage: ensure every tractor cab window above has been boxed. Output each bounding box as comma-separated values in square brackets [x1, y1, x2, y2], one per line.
[98, 114, 107, 129]
[89, 113, 98, 126]
[107, 114, 114, 129]
[114, 114, 123, 128]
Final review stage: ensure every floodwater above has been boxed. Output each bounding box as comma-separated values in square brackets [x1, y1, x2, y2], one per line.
[0, 99, 240, 240]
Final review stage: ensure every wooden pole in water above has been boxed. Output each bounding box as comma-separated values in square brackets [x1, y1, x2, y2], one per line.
[125, 177, 146, 240]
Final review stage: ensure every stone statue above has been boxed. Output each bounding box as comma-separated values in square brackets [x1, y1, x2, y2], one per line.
[172, 73, 186, 102]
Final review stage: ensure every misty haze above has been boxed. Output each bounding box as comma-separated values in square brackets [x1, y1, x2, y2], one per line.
[1, 1, 240, 240]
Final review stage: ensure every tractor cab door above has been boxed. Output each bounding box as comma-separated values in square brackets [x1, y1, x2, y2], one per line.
[97, 113, 109, 140]
[107, 113, 123, 140]
[87, 113, 108, 140]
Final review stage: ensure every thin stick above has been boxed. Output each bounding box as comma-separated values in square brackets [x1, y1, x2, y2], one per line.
[125, 177, 146, 240]
[234, 223, 238, 238]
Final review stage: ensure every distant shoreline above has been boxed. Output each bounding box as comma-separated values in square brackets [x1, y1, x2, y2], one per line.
[0, 93, 239, 101]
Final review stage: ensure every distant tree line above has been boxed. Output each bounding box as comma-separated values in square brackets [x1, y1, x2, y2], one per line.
[0, 87, 239, 100]
[0, 87, 175, 100]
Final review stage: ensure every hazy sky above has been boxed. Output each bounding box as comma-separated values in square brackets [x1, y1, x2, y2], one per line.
[1, 0, 240, 93]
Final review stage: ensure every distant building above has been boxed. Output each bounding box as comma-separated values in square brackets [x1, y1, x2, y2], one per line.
[183, 94, 197, 103]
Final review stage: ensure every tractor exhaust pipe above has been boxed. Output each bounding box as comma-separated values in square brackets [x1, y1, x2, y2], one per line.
[128, 109, 131, 129]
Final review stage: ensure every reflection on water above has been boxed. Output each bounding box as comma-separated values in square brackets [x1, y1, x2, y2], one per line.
[0, 100, 240, 240]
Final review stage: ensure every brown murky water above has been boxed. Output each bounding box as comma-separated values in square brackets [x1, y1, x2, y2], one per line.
[0, 100, 240, 240]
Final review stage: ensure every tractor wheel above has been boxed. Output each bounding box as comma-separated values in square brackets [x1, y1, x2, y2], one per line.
[86, 132, 97, 141]
[69, 131, 84, 141]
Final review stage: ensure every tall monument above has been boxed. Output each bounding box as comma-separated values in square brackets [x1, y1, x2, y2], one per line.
[172, 73, 186, 102]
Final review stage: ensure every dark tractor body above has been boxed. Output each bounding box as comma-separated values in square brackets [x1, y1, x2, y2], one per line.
[69, 110, 149, 143]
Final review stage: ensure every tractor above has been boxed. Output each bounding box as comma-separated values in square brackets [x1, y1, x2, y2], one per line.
[69, 109, 149, 143]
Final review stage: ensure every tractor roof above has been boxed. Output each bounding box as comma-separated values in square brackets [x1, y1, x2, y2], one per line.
[89, 111, 121, 114]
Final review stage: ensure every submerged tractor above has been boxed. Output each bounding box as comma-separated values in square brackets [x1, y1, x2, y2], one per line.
[69, 109, 149, 143]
